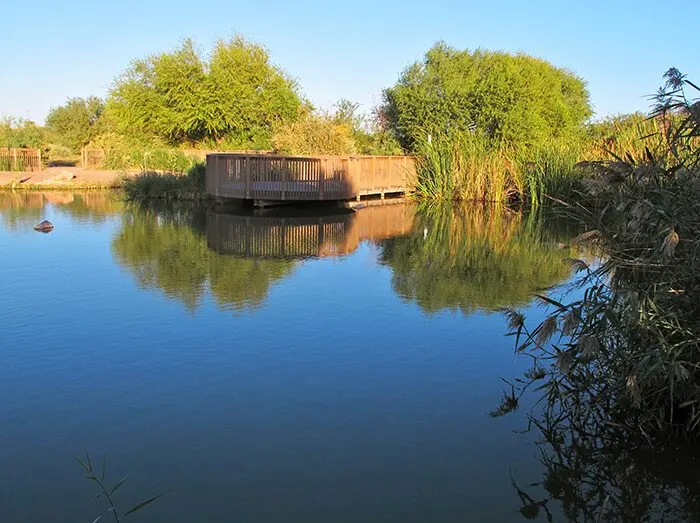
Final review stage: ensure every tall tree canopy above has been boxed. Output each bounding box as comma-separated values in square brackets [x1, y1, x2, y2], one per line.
[382, 43, 592, 150]
[45, 96, 108, 151]
[107, 36, 302, 148]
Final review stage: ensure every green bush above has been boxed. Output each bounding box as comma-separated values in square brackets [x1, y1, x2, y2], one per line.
[382, 43, 592, 151]
[122, 162, 206, 200]
[0, 117, 44, 148]
[107, 36, 302, 148]
[272, 107, 357, 155]
[102, 148, 198, 173]
[45, 97, 111, 152]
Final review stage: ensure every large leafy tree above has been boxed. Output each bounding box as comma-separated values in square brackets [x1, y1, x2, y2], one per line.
[382, 43, 592, 150]
[45, 96, 109, 151]
[107, 36, 302, 148]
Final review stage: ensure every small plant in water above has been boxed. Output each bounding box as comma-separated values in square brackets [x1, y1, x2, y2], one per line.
[76, 454, 173, 522]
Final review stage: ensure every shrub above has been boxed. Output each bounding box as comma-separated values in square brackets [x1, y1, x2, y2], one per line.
[45, 97, 110, 152]
[122, 162, 206, 200]
[382, 43, 592, 151]
[108, 36, 302, 148]
[0, 117, 44, 148]
[272, 107, 357, 155]
[496, 69, 700, 433]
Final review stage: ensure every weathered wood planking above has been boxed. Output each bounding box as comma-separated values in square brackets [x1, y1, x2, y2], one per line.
[206, 154, 416, 203]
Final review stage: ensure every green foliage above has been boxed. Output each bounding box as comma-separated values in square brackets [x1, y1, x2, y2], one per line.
[382, 43, 592, 150]
[0, 117, 44, 148]
[103, 148, 199, 173]
[332, 99, 404, 155]
[108, 36, 302, 148]
[45, 97, 110, 152]
[498, 69, 700, 434]
[272, 106, 357, 155]
[414, 131, 585, 204]
[378, 203, 579, 314]
[111, 202, 295, 311]
[122, 162, 206, 200]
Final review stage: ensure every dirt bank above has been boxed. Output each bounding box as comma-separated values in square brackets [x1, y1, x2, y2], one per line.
[0, 167, 130, 190]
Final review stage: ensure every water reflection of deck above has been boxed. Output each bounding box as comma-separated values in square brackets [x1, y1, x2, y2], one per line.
[207, 203, 416, 259]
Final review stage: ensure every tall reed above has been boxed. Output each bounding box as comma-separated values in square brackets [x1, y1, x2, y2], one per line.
[496, 69, 700, 434]
[414, 131, 585, 205]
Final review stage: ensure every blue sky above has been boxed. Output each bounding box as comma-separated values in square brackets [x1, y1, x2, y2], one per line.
[3, 0, 698, 124]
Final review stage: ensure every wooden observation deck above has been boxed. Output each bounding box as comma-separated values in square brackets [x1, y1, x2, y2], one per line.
[206, 154, 416, 206]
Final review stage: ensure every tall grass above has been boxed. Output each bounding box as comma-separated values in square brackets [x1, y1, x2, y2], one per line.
[121, 162, 206, 200]
[102, 148, 199, 173]
[496, 69, 700, 434]
[412, 114, 674, 205]
[0, 155, 26, 172]
[414, 132, 585, 205]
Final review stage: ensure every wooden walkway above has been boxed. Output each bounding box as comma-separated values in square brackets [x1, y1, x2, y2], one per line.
[206, 154, 416, 205]
[207, 203, 416, 259]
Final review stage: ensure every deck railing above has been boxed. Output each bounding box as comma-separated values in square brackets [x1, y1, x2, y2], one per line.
[206, 154, 416, 201]
[0, 148, 42, 171]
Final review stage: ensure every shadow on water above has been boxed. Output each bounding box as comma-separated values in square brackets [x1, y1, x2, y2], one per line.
[509, 402, 700, 522]
[377, 203, 584, 314]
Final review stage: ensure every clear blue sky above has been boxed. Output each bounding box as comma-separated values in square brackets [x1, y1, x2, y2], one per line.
[3, 0, 698, 124]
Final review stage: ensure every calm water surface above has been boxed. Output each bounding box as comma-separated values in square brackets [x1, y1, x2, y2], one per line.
[0, 192, 610, 522]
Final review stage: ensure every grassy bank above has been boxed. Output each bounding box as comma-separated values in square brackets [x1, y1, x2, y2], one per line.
[412, 115, 663, 205]
[414, 133, 586, 205]
[121, 163, 207, 200]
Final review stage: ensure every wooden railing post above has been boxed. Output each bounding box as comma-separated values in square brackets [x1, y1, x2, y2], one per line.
[244, 156, 251, 199]
[281, 157, 287, 200]
[319, 159, 325, 200]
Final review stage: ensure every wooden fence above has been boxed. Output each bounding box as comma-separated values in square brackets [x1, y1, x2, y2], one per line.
[0, 148, 42, 171]
[206, 154, 417, 202]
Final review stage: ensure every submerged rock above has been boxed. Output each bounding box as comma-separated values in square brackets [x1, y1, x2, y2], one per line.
[33, 220, 54, 233]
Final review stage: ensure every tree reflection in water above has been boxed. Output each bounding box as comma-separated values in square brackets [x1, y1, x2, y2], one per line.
[112, 201, 296, 313]
[0, 191, 123, 230]
[378, 204, 581, 314]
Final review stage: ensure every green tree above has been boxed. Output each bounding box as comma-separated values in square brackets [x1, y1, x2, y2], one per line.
[0, 117, 44, 148]
[45, 97, 109, 152]
[332, 99, 403, 155]
[112, 202, 295, 312]
[382, 43, 592, 150]
[108, 36, 302, 148]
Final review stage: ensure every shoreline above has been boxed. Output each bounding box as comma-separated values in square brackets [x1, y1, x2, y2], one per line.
[0, 167, 129, 191]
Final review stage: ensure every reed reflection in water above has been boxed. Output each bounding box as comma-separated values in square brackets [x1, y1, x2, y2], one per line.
[378, 204, 582, 314]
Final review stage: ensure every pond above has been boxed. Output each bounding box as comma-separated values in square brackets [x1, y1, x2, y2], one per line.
[2, 192, 692, 522]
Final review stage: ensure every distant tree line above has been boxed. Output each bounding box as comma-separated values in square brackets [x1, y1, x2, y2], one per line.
[1, 34, 647, 169]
